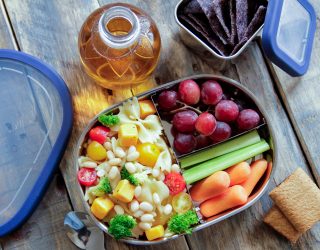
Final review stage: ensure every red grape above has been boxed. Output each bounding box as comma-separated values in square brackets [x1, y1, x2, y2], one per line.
[215, 100, 239, 122]
[178, 79, 200, 105]
[201, 80, 223, 105]
[174, 133, 196, 154]
[158, 90, 178, 110]
[195, 112, 217, 136]
[196, 134, 212, 149]
[172, 110, 198, 133]
[209, 121, 232, 142]
[237, 109, 260, 131]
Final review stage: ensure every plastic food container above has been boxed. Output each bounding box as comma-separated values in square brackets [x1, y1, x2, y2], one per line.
[75, 74, 278, 245]
[175, 0, 316, 76]
[0, 50, 73, 236]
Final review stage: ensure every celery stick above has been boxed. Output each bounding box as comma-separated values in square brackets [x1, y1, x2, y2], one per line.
[180, 130, 261, 168]
[183, 140, 270, 184]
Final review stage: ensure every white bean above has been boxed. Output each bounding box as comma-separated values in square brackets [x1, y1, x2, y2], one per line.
[114, 205, 124, 215]
[115, 147, 126, 158]
[133, 210, 144, 218]
[108, 166, 119, 179]
[125, 162, 136, 174]
[127, 152, 140, 162]
[138, 222, 152, 231]
[135, 163, 144, 172]
[109, 158, 121, 166]
[103, 141, 112, 150]
[107, 150, 115, 160]
[153, 193, 160, 205]
[171, 164, 180, 173]
[97, 169, 105, 177]
[130, 200, 140, 212]
[79, 161, 97, 168]
[78, 156, 92, 164]
[140, 202, 153, 212]
[128, 145, 136, 154]
[152, 168, 160, 178]
[134, 186, 142, 197]
[140, 214, 154, 222]
[163, 204, 172, 215]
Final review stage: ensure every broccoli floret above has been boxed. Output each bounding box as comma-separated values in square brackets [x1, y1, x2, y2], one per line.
[98, 114, 120, 127]
[108, 214, 137, 239]
[91, 177, 112, 196]
[120, 167, 139, 186]
[133, 172, 149, 184]
[168, 210, 199, 234]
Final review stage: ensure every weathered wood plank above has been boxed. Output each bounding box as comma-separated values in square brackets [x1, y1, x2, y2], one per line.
[266, 0, 320, 185]
[1, 174, 77, 250]
[0, 0, 15, 49]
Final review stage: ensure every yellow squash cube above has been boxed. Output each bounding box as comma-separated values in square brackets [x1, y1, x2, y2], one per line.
[118, 124, 138, 147]
[145, 225, 164, 241]
[91, 197, 114, 220]
[113, 179, 135, 203]
[139, 100, 156, 119]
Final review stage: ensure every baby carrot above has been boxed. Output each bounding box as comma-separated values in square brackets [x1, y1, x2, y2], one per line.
[190, 171, 230, 202]
[226, 162, 251, 186]
[200, 185, 248, 217]
[241, 159, 268, 196]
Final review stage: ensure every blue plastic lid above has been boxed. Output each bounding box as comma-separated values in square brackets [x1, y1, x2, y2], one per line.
[0, 50, 73, 236]
[262, 0, 316, 76]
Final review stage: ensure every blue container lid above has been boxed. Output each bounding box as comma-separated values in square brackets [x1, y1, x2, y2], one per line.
[262, 0, 316, 76]
[0, 49, 73, 236]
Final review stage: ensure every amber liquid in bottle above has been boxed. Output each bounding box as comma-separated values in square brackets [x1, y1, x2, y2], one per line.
[78, 4, 161, 90]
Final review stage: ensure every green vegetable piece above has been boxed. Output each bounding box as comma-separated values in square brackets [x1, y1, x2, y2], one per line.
[108, 214, 137, 239]
[98, 114, 120, 127]
[168, 210, 198, 234]
[183, 139, 270, 184]
[180, 130, 261, 168]
[91, 177, 112, 196]
[120, 167, 139, 186]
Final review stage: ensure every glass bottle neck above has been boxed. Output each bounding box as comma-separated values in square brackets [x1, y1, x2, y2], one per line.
[98, 6, 141, 49]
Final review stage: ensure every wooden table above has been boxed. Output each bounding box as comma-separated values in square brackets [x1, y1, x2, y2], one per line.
[0, 0, 319, 249]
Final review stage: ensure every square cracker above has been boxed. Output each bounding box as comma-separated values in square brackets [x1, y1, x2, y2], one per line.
[264, 206, 302, 243]
[270, 168, 320, 233]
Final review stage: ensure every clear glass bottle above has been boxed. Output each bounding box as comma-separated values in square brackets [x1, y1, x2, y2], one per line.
[78, 3, 161, 90]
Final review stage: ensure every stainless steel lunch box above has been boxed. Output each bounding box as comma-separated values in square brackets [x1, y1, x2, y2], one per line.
[174, 0, 264, 70]
[75, 74, 278, 245]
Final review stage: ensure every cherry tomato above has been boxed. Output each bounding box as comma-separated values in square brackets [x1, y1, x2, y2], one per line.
[164, 172, 186, 195]
[87, 141, 107, 161]
[136, 143, 160, 167]
[89, 126, 110, 144]
[172, 192, 192, 214]
[78, 168, 97, 186]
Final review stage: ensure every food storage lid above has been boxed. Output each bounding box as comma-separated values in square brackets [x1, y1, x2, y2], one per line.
[0, 49, 73, 236]
[262, 0, 316, 76]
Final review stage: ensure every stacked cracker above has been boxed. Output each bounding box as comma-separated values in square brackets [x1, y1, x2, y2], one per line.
[264, 168, 320, 243]
[178, 0, 267, 56]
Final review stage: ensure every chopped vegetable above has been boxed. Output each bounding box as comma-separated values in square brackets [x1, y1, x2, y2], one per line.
[78, 168, 97, 187]
[121, 167, 139, 186]
[180, 130, 261, 168]
[89, 126, 110, 144]
[98, 113, 120, 127]
[168, 210, 198, 234]
[113, 179, 135, 203]
[91, 177, 112, 196]
[164, 172, 186, 195]
[87, 141, 107, 161]
[108, 214, 137, 239]
[118, 124, 139, 147]
[183, 139, 270, 184]
[91, 197, 114, 220]
[137, 143, 161, 167]
[139, 100, 157, 119]
[172, 193, 193, 214]
[145, 225, 164, 240]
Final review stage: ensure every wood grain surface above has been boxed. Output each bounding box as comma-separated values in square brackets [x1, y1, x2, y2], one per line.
[267, 0, 320, 186]
[0, 0, 319, 249]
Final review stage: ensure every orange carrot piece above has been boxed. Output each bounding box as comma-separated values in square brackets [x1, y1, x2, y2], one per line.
[226, 162, 251, 186]
[190, 171, 230, 202]
[241, 159, 268, 196]
[200, 185, 248, 217]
